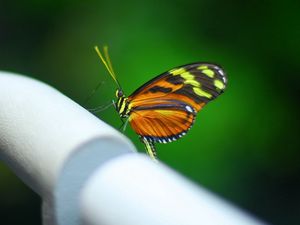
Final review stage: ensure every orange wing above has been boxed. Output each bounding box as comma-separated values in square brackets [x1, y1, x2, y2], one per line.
[127, 63, 227, 143]
[129, 99, 200, 143]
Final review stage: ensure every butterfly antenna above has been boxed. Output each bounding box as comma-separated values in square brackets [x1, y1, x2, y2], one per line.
[83, 80, 105, 107]
[94, 45, 122, 90]
[103, 46, 116, 79]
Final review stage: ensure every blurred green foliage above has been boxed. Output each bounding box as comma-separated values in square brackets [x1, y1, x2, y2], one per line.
[0, 0, 299, 224]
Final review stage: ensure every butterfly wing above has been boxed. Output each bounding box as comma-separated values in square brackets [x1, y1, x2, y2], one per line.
[129, 63, 227, 111]
[129, 99, 198, 143]
[127, 62, 227, 143]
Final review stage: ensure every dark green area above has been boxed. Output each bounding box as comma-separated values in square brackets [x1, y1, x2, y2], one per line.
[0, 1, 299, 224]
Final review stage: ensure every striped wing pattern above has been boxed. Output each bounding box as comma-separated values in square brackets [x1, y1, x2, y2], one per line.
[127, 63, 227, 143]
[130, 99, 197, 143]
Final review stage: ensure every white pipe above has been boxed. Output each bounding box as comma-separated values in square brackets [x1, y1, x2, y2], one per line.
[0, 71, 135, 225]
[80, 155, 267, 225]
[0, 71, 268, 225]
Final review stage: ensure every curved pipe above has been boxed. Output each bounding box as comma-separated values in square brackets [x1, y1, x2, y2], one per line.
[0, 71, 268, 225]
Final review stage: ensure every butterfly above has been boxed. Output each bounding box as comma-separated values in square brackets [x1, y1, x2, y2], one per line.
[94, 46, 227, 161]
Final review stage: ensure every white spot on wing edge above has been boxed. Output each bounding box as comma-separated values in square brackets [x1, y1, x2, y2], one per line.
[217, 69, 227, 83]
[185, 105, 193, 113]
[218, 69, 224, 76]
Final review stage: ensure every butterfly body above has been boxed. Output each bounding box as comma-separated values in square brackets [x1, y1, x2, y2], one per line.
[115, 93, 130, 118]
[94, 47, 227, 161]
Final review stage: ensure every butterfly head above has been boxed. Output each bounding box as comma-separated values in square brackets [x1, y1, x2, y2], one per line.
[115, 89, 125, 98]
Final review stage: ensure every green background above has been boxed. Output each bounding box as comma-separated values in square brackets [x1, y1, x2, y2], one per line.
[0, 1, 299, 224]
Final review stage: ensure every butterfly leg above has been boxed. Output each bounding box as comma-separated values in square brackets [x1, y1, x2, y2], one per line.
[87, 101, 114, 114]
[118, 118, 125, 131]
[121, 118, 129, 133]
[118, 118, 129, 133]
[140, 137, 158, 162]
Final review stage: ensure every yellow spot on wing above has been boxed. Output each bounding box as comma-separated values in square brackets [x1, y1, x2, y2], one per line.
[197, 65, 208, 70]
[156, 110, 174, 116]
[179, 72, 200, 87]
[202, 69, 215, 78]
[184, 79, 200, 86]
[181, 72, 194, 80]
[214, 79, 225, 89]
[171, 69, 201, 87]
[170, 67, 186, 75]
[193, 87, 212, 98]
